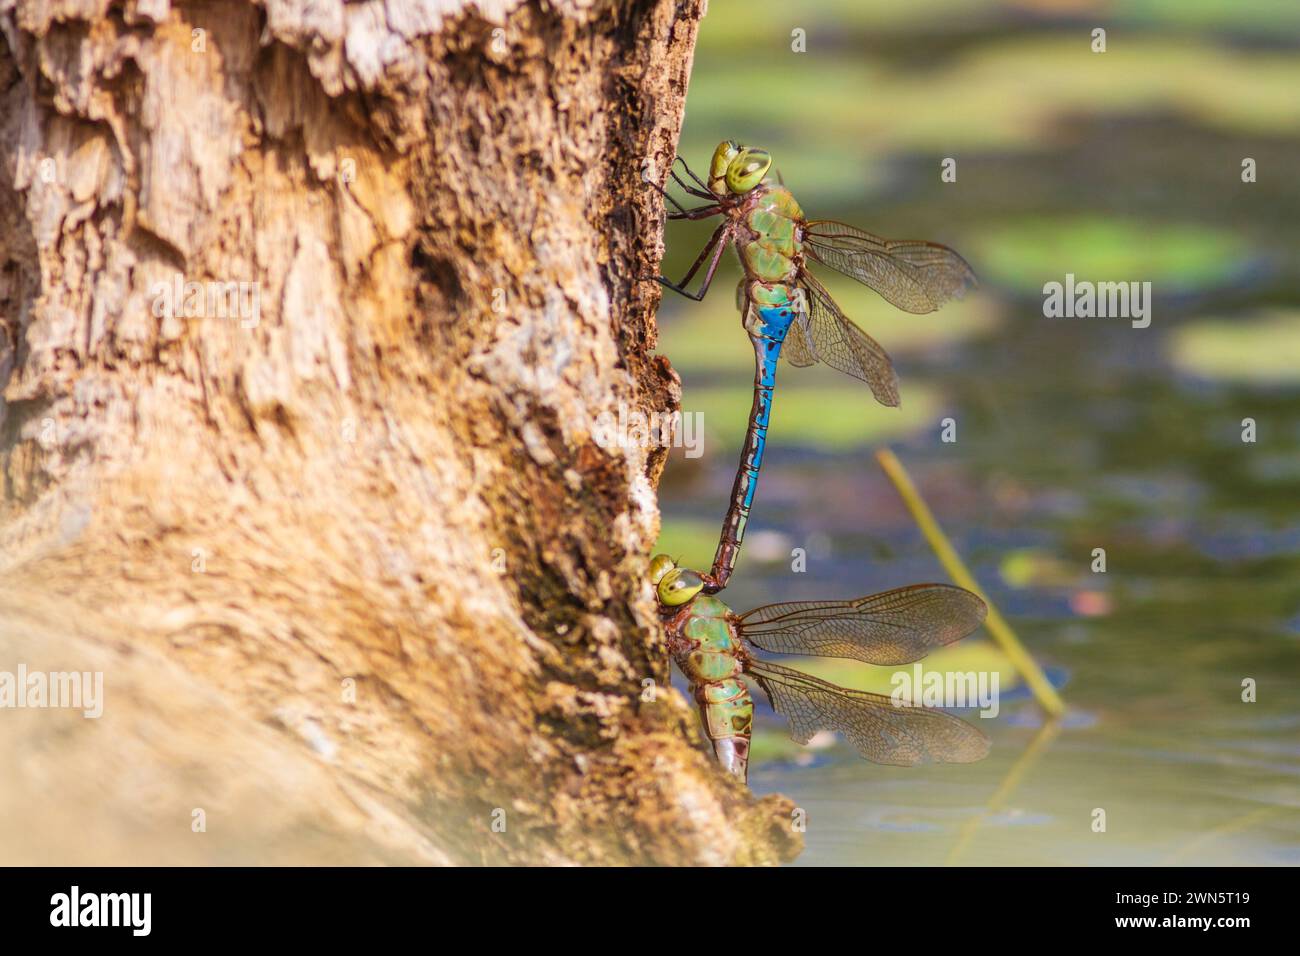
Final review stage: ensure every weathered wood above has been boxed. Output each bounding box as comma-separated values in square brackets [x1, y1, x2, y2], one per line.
[0, 0, 801, 864]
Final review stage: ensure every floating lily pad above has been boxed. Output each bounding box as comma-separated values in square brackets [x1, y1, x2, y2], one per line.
[1000, 548, 1080, 589]
[1169, 311, 1300, 385]
[974, 218, 1250, 296]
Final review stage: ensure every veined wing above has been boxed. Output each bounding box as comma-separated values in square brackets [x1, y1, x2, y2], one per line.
[747, 660, 990, 766]
[737, 280, 817, 367]
[738, 584, 986, 665]
[800, 272, 900, 406]
[782, 308, 817, 367]
[804, 219, 977, 315]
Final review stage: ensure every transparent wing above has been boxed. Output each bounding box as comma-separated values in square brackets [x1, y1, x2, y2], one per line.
[804, 219, 977, 314]
[738, 583, 986, 665]
[800, 272, 900, 407]
[747, 660, 990, 766]
[738, 280, 816, 367]
[782, 308, 817, 367]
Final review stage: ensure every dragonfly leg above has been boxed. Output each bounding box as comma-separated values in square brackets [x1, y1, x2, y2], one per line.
[655, 232, 721, 296]
[666, 203, 723, 221]
[673, 156, 713, 193]
[670, 167, 717, 201]
[655, 222, 730, 301]
[642, 176, 689, 214]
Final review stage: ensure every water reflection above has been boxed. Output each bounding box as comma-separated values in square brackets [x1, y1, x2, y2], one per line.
[946, 718, 1062, 865]
[656, 0, 1300, 865]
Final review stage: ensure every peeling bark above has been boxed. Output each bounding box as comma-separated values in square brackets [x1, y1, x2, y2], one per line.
[0, 0, 801, 865]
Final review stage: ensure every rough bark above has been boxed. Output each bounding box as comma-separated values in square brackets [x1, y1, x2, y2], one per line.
[0, 0, 801, 865]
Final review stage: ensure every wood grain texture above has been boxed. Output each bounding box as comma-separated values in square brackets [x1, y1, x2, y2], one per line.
[0, 0, 801, 865]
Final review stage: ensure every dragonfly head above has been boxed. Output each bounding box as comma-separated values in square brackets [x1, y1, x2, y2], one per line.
[648, 553, 676, 586]
[709, 140, 772, 196]
[650, 553, 705, 607]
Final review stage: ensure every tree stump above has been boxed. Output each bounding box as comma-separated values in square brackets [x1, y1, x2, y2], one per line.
[0, 0, 802, 865]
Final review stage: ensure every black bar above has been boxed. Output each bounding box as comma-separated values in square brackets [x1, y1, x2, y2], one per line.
[0, 866, 1282, 942]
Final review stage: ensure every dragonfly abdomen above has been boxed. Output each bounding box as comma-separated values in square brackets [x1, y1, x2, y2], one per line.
[668, 597, 755, 781]
[694, 677, 753, 782]
[711, 296, 799, 588]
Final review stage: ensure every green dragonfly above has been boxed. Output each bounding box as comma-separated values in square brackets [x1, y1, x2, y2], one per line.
[650, 141, 976, 591]
[650, 554, 990, 783]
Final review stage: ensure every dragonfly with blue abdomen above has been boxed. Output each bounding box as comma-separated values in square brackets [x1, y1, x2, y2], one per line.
[649, 141, 977, 591]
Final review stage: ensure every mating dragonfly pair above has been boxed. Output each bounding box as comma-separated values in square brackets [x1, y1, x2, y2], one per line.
[648, 141, 987, 781]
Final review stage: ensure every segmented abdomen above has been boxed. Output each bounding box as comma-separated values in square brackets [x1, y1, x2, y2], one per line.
[709, 291, 799, 588]
[695, 678, 753, 781]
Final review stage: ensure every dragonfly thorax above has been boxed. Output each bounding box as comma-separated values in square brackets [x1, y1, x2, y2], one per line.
[735, 186, 805, 287]
[679, 600, 744, 684]
[684, 593, 729, 621]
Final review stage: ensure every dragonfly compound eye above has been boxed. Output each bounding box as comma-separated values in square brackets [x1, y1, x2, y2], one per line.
[709, 140, 743, 194]
[710, 140, 741, 169]
[648, 553, 677, 585]
[726, 148, 772, 194]
[657, 568, 704, 606]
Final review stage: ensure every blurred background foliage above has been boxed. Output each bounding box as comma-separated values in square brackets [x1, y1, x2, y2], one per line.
[653, 0, 1300, 865]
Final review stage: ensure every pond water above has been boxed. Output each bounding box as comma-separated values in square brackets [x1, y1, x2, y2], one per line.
[654, 1, 1300, 866]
